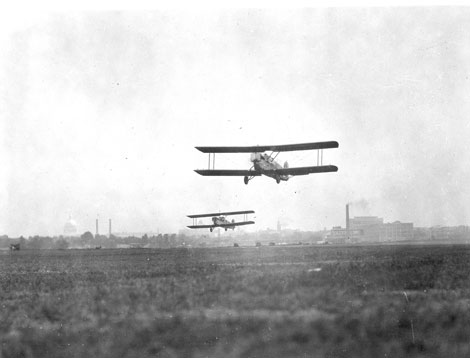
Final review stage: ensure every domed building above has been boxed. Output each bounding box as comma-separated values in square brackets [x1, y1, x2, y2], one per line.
[64, 215, 78, 236]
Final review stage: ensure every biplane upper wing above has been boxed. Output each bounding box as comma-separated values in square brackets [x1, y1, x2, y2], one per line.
[219, 221, 255, 227]
[194, 169, 261, 177]
[266, 165, 338, 176]
[187, 224, 217, 229]
[195, 141, 339, 153]
[188, 210, 255, 218]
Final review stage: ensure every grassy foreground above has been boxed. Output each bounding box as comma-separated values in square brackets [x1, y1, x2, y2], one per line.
[1, 245, 470, 357]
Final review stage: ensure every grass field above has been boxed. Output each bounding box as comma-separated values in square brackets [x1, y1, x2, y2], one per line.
[2, 244, 470, 357]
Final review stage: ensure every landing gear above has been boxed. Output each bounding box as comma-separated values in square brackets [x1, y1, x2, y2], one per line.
[225, 228, 227, 231]
[244, 176, 249, 185]
[210, 228, 213, 232]
[276, 175, 280, 184]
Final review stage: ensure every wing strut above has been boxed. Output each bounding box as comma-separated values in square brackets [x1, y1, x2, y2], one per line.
[267, 151, 280, 162]
[207, 153, 216, 169]
[316, 149, 324, 166]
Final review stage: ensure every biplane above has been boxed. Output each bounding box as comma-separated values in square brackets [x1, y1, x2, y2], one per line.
[187, 210, 255, 232]
[194, 141, 339, 184]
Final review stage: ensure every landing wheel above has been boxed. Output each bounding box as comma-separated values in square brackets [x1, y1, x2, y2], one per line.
[276, 176, 280, 184]
[210, 228, 213, 232]
[244, 176, 249, 185]
[225, 228, 227, 231]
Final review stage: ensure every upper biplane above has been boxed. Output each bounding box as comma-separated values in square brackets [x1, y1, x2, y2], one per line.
[187, 210, 255, 232]
[194, 141, 339, 184]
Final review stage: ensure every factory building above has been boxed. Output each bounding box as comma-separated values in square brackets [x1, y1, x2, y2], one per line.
[327, 204, 414, 243]
[349, 216, 384, 242]
[380, 221, 414, 241]
[327, 227, 362, 243]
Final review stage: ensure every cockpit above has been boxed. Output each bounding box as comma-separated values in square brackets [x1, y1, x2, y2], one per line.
[250, 153, 271, 162]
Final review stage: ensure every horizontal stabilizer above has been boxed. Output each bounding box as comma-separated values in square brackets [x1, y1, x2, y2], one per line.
[195, 169, 261, 177]
[196, 141, 339, 153]
[188, 210, 255, 218]
[267, 165, 338, 176]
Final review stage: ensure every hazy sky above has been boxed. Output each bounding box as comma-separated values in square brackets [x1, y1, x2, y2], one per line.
[2, 7, 470, 236]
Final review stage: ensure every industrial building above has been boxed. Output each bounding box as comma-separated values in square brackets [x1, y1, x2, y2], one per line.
[349, 216, 384, 241]
[327, 204, 414, 243]
[380, 221, 414, 241]
[95, 218, 113, 238]
[328, 226, 362, 243]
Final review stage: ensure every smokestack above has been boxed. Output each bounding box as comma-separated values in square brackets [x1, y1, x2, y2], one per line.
[109, 219, 112, 238]
[346, 204, 350, 240]
[96, 218, 99, 236]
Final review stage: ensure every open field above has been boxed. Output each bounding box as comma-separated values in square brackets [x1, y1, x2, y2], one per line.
[2, 245, 470, 357]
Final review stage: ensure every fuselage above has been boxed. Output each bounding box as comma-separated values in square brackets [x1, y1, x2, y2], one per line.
[252, 153, 289, 182]
[212, 216, 235, 230]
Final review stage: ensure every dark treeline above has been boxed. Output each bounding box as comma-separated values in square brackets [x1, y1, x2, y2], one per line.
[0, 232, 185, 250]
[5, 227, 467, 250]
[0, 230, 327, 250]
[0, 236, 69, 250]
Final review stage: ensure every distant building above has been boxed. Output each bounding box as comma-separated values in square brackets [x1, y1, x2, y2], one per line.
[349, 216, 383, 242]
[327, 226, 362, 243]
[380, 221, 414, 241]
[328, 215, 414, 243]
[113, 232, 159, 238]
[429, 225, 470, 240]
[63, 215, 78, 236]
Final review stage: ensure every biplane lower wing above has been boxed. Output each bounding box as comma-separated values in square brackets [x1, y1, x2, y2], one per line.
[195, 166, 337, 177]
[196, 141, 339, 153]
[188, 210, 255, 219]
[219, 221, 255, 227]
[194, 170, 261, 177]
[187, 225, 217, 229]
[187, 221, 254, 229]
[268, 165, 338, 176]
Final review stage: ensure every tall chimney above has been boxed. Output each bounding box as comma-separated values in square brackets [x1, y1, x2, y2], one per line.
[96, 218, 99, 236]
[346, 204, 350, 240]
[109, 219, 112, 238]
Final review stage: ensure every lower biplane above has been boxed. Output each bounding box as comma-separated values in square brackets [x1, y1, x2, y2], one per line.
[187, 210, 255, 232]
[194, 141, 339, 184]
